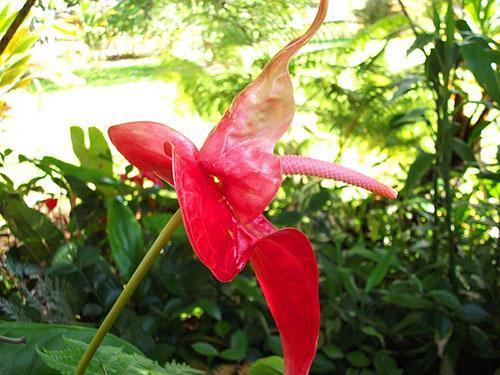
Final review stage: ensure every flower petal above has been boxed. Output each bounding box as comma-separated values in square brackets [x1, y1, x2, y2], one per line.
[250, 229, 320, 375]
[199, 0, 328, 223]
[172, 146, 274, 282]
[108, 121, 197, 186]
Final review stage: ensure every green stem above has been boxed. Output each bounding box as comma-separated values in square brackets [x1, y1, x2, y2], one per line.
[76, 209, 183, 374]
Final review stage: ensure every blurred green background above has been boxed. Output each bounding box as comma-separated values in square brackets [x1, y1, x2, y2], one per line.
[0, 0, 498, 374]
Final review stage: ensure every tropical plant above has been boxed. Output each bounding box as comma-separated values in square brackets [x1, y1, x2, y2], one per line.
[0, 2, 38, 119]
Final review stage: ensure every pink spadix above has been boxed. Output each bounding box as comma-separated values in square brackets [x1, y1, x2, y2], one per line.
[280, 155, 398, 199]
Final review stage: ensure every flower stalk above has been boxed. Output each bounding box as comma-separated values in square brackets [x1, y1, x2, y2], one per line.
[76, 209, 183, 374]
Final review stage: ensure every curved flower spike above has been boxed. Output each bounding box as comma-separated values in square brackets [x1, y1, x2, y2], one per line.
[109, 1, 397, 373]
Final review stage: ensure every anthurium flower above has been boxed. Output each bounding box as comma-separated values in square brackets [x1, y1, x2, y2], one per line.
[109, 1, 396, 373]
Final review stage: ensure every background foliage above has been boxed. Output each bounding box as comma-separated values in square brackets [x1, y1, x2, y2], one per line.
[1, 0, 499, 374]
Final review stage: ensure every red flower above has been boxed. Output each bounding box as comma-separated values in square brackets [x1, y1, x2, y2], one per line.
[43, 198, 58, 212]
[109, 1, 396, 373]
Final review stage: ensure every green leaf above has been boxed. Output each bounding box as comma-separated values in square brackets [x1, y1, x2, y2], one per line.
[311, 353, 336, 373]
[70, 126, 113, 175]
[469, 325, 493, 354]
[322, 345, 344, 360]
[76, 246, 100, 268]
[0, 66, 24, 86]
[388, 107, 427, 127]
[215, 321, 232, 338]
[12, 34, 39, 55]
[402, 151, 435, 195]
[365, 248, 396, 292]
[107, 197, 144, 279]
[0, 4, 11, 31]
[337, 267, 360, 301]
[219, 330, 248, 361]
[373, 352, 401, 375]
[452, 138, 475, 162]
[38, 337, 203, 375]
[266, 335, 283, 355]
[0, 12, 15, 36]
[0, 321, 140, 375]
[383, 292, 433, 309]
[346, 351, 371, 367]
[191, 342, 219, 357]
[40, 156, 120, 195]
[249, 356, 284, 375]
[428, 290, 461, 312]
[0, 198, 63, 261]
[197, 298, 222, 321]
[460, 303, 490, 323]
[407, 33, 435, 55]
[361, 326, 385, 347]
[142, 213, 188, 244]
[477, 172, 500, 182]
[460, 36, 500, 104]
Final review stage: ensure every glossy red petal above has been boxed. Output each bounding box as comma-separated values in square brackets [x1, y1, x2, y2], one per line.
[172, 146, 274, 282]
[250, 229, 320, 375]
[108, 121, 197, 186]
[43, 198, 58, 212]
[199, 0, 328, 224]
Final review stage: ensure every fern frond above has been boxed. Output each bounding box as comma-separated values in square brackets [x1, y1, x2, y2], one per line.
[38, 337, 205, 375]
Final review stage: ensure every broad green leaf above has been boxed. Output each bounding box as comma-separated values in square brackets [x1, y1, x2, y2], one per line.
[11, 34, 39, 55]
[0, 198, 63, 261]
[0, 321, 140, 375]
[197, 298, 222, 321]
[469, 325, 493, 354]
[191, 342, 219, 357]
[468, 118, 493, 145]
[383, 292, 433, 309]
[477, 172, 500, 182]
[107, 197, 144, 279]
[0, 66, 24, 86]
[460, 303, 490, 323]
[346, 351, 370, 367]
[249, 356, 284, 375]
[0, 12, 15, 36]
[452, 138, 475, 162]
[407, 33, 435, 55]
[311, 353, 336, 373]
[402, 151, 435, 195]
[142, 213, 188, 244]
[388, 107, 427, 127]
[40, 156, 120, 194]
[215, 321, 231, 338]
[0, 4, 10, 31]
[337, 267, 360, 301]
[428, 290, 461, 312]
[3, 54, 30, 72]
[361, 326, 385, 347]
[219, 330, 248, 361]
[365, 248, 396, 292]
[70, 126, 113, 176]
[322, 345, 344, 360]
[373, 352, 401, 375]
[76, 245, 100, 268]
[460, 36, 500, 104]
